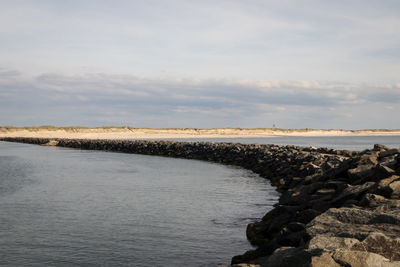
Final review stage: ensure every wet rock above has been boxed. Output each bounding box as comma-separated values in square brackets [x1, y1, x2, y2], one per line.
[286, 222, 305, 233]
[219, 264, 261, 267]
[275, 230, 308, 247]
[293, 209, 321, 224]
[247, 221, 268, 246]
[230, 264, 260, 267]
[257, 247, 312, 267]
[231, 243, 279, 265]
[262, 205, 300, 224]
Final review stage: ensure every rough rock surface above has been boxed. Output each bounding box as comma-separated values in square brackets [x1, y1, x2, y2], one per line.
[1, 137, 399, 267]
[231, 143, 400, 267]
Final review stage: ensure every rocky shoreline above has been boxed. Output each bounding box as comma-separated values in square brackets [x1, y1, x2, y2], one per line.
[1, 137, 399, 266]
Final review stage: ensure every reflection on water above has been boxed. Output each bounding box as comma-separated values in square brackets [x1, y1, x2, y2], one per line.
[0, 142, 279, 267]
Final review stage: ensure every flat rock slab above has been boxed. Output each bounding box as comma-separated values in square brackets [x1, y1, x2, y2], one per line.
[333, 250, 399, 267]
[352, 232, 400, 261]
[307, 207, 400, 240]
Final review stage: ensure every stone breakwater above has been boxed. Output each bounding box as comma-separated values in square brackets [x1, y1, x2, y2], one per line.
[1, 137, 399, 267]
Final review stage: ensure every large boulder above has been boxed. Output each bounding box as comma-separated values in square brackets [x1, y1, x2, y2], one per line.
[307, 235, 359, 251]
[376, 175, 400, 197]
[255, 247, 311, 267]
[310, 253, 340, 267]
[348, 164, 376, 183]
[352, 232, 400, 261]
[389, 180, 400, 198]
[373, 144, 390, 151]
[380, 148, 400, 158]
[332, 250, 399, 267]
[330, 182, 375, 206]
[307, 207, 400, 240]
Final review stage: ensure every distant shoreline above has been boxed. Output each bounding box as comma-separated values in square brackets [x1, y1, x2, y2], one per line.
[1, 126, 400, 139]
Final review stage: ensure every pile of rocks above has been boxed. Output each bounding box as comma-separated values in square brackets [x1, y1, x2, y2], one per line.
[232, 144, 400, 267]
[1, 137, 399, 266]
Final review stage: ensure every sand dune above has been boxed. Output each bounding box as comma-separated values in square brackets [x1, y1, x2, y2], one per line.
[1, 127, 400, 140]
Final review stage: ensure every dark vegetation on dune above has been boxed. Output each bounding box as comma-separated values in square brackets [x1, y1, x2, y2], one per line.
[1, 126, 400, 134]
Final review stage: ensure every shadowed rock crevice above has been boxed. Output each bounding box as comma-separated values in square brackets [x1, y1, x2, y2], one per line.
[0, 138, 399, 267]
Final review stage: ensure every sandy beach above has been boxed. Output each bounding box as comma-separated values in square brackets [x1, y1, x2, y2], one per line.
[1, 127, 400, 140]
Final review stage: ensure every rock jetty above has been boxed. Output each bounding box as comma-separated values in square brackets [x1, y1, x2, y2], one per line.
[1, 137, 399, 267]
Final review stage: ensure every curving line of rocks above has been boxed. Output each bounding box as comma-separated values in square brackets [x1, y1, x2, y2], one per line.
[1, 137, 399, 267]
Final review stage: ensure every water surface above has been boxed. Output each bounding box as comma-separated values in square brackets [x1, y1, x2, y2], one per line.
[0, 142, 279, 267]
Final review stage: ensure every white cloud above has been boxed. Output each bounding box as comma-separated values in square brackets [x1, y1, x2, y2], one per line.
[0, 1, 399, 127]
[0, 69, 399, 128]
[0, 1, 399, 83]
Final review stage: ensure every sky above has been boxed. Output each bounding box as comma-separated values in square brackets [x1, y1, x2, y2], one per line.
[0, 0, 399, 129]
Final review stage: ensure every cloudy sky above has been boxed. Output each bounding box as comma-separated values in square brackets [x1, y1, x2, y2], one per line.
[1, 0, 399, 128]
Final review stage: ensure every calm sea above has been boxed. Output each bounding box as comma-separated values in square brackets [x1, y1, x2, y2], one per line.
[0, 141, 278, 267]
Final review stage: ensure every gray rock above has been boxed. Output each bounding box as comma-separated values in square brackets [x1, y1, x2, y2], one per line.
[348, 164, 375, 183]
[359, 153, 379, 165]
[307, 207, 400, 241]
[389, 180, 400, 198]
[286, 222, 306, 233]
[380, 155, 398, 168]
[332, 250, 399, 267]
[307, 235, 359, 251]
[351, 232, 400, 261]
[42, 140, 59, 146]
[377, 176, 400, 198]
[378, 175, 400, 188]
[380, 148, 400, 158]
[360, 193, 388, 207]
[310, 253, 340, 267]
[376, 164, 397, 178]
[257, 247, 311, 267]
[374, 144, 390, 151]
[247, 221, 268, 246]
[294, 209, 321, 224]
[231, 264, 261, 267]
[331, 182, 375, 206]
